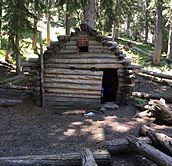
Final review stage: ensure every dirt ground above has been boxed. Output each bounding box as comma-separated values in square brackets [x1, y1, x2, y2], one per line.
[0, 75, 172, 165]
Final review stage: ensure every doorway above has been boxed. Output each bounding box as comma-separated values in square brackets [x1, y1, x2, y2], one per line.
[101, 69, 118, 104]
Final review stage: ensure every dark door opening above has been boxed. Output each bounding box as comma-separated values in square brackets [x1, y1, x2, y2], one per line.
[101, 69, 118, 104]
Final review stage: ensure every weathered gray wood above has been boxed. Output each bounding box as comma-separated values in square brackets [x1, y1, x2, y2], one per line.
[39, 31, 45, 108]
[66, 40, 101, 46]
[44, 78, 101, 85]
[0, 99, 23, 107]
[104, 137, 152, 154]
[45, 58, 125, 64]
[45, 93, 100, 99]
[44, 73, 102, 80]
[44, 83, 101, 91]
[82, 148, 98, 166]
[127, 135, 172, 166]
[44, 68, 103, 76]
[0, 150, 110, 166]
[46, 53, 119, 62]
[140, 125, 172, 155]
[44, 63, 124, 69]
[148, 99, 172, 124]
[45, 88, 101, 95]
[0, 75, 24, 85]
[132, 91, 172, 103]
[140, 69, 172, 80]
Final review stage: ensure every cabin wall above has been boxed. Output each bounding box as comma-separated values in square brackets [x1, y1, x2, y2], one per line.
[44, 68, 103, 109]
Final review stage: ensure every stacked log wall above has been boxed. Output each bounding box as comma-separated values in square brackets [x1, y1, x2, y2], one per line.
[43, 34, 134, 108]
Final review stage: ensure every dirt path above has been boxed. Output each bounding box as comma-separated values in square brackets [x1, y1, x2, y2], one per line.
[0, 73, 172, 165]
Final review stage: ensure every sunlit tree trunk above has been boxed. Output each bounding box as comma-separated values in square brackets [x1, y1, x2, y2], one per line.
[0, 1, 2, 49]
[84, 0, 96, 29]
[32, 19, 38, 53]
[167, 0, 172, 62]
[144, 0, 149, 43]
[112, 22, 118, 41]
[46, 0, 51, 46]
[65, 0, 70, 35]
[15, 33, 21, 75]
[126, 15, 131, 37]
[153, 0, 163, 65]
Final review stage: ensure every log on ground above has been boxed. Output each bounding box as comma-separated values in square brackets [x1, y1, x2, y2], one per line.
[127, 135, 172, 166]
[82, 148, 98, 166]
[104, 137, 152, 154]
[0, 99, 23, 107]
[0, 150, 110, 166]
[140, 125, 172, 155]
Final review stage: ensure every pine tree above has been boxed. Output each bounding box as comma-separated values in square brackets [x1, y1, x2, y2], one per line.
[153, 0, 163, 65]
[167, 0, 172, 61]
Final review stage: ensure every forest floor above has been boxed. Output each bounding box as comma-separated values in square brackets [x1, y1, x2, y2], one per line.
[0, 66, 172, 165]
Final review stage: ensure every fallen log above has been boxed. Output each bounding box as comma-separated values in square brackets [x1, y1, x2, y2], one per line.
[140, 125, 172, 155]
[0, 150, 110, 166]
[137, 72, 172, 86]
[148, 99, 172, 124]
[140, 69, 172, 80]
[82, 148, 98, 166]
[132, 91, 172, 103]
[127, 135, 172, 166]
[0, 99, 23, 107]
[104, 137, 152, 154]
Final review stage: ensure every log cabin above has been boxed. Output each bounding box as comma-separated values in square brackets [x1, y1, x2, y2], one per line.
[40, 24, 135, 110]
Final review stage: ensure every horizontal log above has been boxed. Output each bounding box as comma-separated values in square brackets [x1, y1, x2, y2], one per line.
[140, 69, 172, 80]
[44, 93, 100, 99]
[44, 96, 99, 103]
[44, 73, 102, 80]
[44, 83, 101, 91]
[44, 78, 101, 85]
[44, 68, 103, 76]
[45, 88, 101, 95]
[128, 135, 172, 166]
[66, 40, 101, 46]
[45, 58, 123, 64]
[44, 101, 99, 107]
[0, 150, 110, 166]
[0, 99, 23, 107]
[44, 63, 124, 69]
[46, 54, 117, 60]
[104, 137, 152, 154]
[137, 73, 172, 86]
[0, 75, 24, 85]
[132, 91, 172, 103]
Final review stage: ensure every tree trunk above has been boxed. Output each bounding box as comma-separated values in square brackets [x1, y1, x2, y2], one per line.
[128, 136, 172, 166]
[32, 19, 38, 53]
[0, 1, 2, 49]
[112, 22, 118, 41]
[84, 0, 96, 29]
[15, 34, 21, 75]
[144, 0, 149, 43]
[167, 0, 172, 62]
[65, 1, 70, 35]
[153, 0, 163, 65]
[126, 15, 131, 37]
[46, 0, 51, 46]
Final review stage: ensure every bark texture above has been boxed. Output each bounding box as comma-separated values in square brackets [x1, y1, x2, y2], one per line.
[84, 0, 96, 29]
[153, 0, 163, 65]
